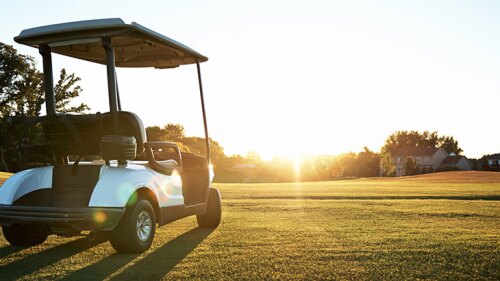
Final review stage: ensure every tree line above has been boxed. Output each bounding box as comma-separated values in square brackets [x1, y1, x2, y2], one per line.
[141, 127, 468, 181]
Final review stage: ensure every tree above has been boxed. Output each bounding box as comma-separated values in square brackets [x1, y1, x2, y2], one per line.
[403, 157, 419, 176]
[54, 69, 89, 113]
[356, 147, 380, 177]
[0, 42, 89, 172]
[1, 43, 89, 117]
[437, 135, 462, 155]
[381, 152, 395, 176]
[0, 43, 43, 118]
[145, 123, 227, 167]
[145, 126, 164, 141]
[381, 130, 463, 155]
[246, 151, 261, 164]
[163, 124, 185, 142]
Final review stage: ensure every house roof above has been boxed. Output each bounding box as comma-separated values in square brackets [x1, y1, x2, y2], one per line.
[393, 146, 439, 157]
[487, 153, 500, 160]
[441, 155, 464, 165]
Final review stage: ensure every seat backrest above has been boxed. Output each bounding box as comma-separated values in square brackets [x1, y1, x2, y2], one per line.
[42, 111, 147, 157]
[100, 111, 146, 153]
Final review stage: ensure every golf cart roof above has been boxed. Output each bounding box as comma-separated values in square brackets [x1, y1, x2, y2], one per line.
[14, 18, 208, 68]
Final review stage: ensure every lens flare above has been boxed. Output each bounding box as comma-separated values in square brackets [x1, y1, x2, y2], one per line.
[93, 211, 107, 223]
[171, 169, 182, 187]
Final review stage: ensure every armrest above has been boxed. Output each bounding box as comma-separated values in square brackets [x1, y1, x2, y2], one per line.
[144, 142, 183, 174]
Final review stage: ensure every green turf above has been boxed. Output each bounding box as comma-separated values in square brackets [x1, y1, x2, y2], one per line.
[0, 172, 499, 280]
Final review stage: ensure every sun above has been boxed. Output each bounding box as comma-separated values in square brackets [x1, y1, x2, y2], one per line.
[293, 156, 301, 173]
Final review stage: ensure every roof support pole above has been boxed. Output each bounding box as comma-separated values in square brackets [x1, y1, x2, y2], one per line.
[102, 37, 119, 133]
[39, 44, 56, 117]
[196, 61, 211, 163]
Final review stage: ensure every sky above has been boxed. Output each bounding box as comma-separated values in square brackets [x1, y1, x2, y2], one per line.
[1, 0, 499, 159]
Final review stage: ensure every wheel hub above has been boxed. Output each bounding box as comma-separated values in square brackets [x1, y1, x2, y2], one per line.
[136, 211, 152, 242]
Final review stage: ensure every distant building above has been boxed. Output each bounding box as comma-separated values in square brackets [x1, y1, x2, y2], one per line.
[481, 153, 500, 171]
[441, 155, 473, 171]
[382, 146, 472, 176]
[486, 153, 500, 167]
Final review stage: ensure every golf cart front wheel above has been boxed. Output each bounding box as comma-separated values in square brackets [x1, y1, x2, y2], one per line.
[197, 188, 221, 228]
[110, 199, 156, 253]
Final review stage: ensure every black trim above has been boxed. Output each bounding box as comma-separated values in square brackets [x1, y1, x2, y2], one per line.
[0, 205, 124, 231]
[159, 203, 206, 226]
[39, 44, 55, 117]
[196, 62, 211, 162]
[181, 152, 210, 206]
[102, 37, 119, 133]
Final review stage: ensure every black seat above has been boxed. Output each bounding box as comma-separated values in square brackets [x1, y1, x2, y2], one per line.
[41, 111, 147, 158]
[100, 112, 146, 153]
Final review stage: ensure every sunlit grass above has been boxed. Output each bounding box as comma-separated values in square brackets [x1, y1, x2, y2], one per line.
[0, 171, 498, 280]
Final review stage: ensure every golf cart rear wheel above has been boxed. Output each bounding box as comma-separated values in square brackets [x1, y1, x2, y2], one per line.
[2, 224, 48, 246]
[197, 188, 221, 228]
[110, 199, 156, 253]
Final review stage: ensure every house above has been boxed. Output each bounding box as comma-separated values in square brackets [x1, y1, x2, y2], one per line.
[382, 146, 472, 176]
[392, 147, 447, 176]
[440, 154, 473, 171]
[480, 153, 500, 171]
[486, 153, 500, 167]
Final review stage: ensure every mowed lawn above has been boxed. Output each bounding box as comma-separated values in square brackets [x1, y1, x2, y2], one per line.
[0, 171, 499, 280]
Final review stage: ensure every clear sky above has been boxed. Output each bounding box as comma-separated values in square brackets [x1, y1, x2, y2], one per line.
[1, 0, 499, 159]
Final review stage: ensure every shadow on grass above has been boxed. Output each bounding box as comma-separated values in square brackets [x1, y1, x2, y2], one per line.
[0, 245, 27, 259]
[0, 237, 105, 280]
[59, 252, 139, 281]
[107, 227, 214, 281]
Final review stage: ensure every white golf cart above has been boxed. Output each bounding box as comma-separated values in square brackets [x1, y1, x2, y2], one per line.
[0, 19, 221, 253]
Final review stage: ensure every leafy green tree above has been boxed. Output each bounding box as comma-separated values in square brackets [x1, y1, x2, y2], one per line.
[145, 126, 164, 141]
[145, 123, 226, 167]
[356, 147, 380, 177]
[381, 130, 463, 155]
[381, 152, 395, 176]
[54, 69, 89, 113]
[0, 42, 89, 172]
[163, 124, 185, 142]
[182, 136, 226, 164]
[437, 135, 462, 155]
[0, 43, 43, 118]
[403, 157, 419, 176]
[1, 43, 88, 117]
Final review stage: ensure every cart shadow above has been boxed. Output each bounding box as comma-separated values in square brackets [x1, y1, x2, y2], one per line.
[0, 238, 106, 280]
[61, 227, 214, 281]
[111, 227, 214, 280]
[0, 227, 213, 280]
[59, 251, 139, 281]
[0, 245, 25, 259]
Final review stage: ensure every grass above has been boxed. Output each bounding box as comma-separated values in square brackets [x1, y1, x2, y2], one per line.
[0, 171, 499, 280]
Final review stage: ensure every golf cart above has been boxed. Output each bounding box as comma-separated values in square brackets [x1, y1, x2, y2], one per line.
[0, 19, 221, 253]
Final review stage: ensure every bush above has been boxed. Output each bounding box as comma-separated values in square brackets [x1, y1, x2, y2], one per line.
[435, 166, 460, 172]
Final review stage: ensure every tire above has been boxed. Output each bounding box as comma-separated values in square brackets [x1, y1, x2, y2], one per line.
[2, 224, 48, 246]
[110, 199, 156, 254]
[197, 188, 221, 228]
